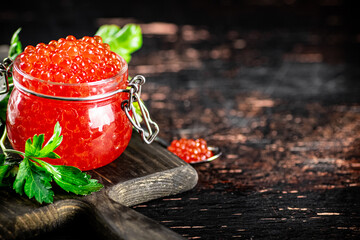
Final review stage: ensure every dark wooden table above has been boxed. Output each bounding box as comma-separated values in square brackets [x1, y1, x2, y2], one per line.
[1, 1, 359, 239]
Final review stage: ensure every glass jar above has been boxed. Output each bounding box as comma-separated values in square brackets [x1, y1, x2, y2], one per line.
[5, 55, 158, 171]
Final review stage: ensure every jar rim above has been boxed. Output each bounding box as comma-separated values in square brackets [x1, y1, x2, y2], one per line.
[12, 54, 129, 98]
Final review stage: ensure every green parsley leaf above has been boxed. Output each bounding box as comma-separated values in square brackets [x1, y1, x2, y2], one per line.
[0, 154, 10, 186]
[0, 154, 15, 186]
[13, 157, 54, 203]
[0, 165, 10, 187]
[8, 27, 23, 60]
[25, 122, 63, 159]
[95, 24, 142, 63]
[36, 160, 103, 195]
[0, 94, 10, 123]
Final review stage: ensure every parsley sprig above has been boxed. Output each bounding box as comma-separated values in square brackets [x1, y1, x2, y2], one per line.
[0, 122, 103, 204]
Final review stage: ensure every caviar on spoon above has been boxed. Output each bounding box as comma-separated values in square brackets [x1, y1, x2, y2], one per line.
[167, 138, 221, 164]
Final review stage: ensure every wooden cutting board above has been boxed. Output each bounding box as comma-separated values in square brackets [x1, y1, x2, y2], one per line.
[0, 131, 198, 240]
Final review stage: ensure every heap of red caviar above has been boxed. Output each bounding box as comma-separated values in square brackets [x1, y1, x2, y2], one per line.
[18, 35, 122, 83]
[167, 138, 213, 163]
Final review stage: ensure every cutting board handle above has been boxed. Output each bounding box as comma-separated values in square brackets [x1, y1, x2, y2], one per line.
[0, 198, 88, 240]
[1, 193, 184, 240]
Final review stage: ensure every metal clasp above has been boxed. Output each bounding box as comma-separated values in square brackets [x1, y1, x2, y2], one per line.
[122, 75, 159, 144]
[0, 58, 13, 94]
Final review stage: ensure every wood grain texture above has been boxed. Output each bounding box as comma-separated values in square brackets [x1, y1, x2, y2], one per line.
[0, 131, 197, 239]
[0, 197, 87, 240]
[86, 191, 185, 240]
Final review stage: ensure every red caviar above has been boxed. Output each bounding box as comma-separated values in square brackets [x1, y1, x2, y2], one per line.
[6, 35, 132, 170]
[167, 138, 213, 163]
[19, 35, 120, 83]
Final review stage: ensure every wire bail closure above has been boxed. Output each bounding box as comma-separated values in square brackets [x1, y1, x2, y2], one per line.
[0, 58, 13, 95]
[122, 75, 160, 144]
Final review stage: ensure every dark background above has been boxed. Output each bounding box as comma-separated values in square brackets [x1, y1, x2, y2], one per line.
[1, 0, 360, 239]
[1, 0, 359, 45]
[2, 0, 359, 95]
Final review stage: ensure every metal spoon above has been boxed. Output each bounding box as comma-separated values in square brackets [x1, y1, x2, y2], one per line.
[154, 136, 222, 164]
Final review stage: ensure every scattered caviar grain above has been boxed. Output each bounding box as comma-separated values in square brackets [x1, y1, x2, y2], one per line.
[19, 35, 123, 83]
[167, 138, 214, 163]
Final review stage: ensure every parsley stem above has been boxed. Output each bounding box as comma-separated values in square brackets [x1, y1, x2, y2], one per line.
[4, 149, 26, 157]
[0, 127, 7, 156]
[0, 128, 27, 159]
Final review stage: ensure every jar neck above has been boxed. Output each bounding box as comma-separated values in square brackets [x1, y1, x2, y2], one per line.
[12, 55, 128, 99]
[13, 79, 130, 101]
